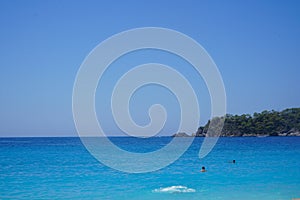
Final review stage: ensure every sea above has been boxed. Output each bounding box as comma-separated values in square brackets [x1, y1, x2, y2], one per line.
[1, 137, 300, 200]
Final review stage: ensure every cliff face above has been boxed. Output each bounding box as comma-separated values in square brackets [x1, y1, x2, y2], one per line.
[195, 108, 300, 137]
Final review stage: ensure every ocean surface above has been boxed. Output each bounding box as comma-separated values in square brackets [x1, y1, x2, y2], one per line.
[1, 137, 300, 200]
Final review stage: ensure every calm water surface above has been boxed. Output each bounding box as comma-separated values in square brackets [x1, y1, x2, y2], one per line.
[1, 137, 300, 200]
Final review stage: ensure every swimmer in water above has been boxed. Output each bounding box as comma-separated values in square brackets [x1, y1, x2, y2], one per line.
[201, 166, 206, 172]
[232, 160, 236, 164]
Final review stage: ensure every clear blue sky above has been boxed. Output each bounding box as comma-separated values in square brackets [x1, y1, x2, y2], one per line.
[0, 0, 300, 137]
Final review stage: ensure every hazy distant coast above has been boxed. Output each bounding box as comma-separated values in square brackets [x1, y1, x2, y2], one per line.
[173, 108, 300, 137]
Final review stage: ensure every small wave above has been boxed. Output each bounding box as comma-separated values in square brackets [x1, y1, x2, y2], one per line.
[152, 185, 196, 193]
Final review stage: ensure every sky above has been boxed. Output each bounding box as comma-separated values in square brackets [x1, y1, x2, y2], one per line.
[0, 0, 300, 137]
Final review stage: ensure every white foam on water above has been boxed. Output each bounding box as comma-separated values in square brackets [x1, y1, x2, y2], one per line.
[152, 185, 196, 193]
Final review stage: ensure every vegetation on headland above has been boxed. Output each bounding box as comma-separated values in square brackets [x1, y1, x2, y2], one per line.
[173, 108, 300, 137]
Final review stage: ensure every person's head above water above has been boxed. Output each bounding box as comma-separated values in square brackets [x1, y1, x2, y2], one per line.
[232, 160, 236, 163]
[201, 166, 206, 172]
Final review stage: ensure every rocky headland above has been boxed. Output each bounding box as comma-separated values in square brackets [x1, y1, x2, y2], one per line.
[173, 108, 300, 137]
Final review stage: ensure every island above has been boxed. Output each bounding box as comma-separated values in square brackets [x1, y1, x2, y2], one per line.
[173, 108, 300, 137]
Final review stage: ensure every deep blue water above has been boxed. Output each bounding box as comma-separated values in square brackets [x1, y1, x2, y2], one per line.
[1, 137, 300, 200]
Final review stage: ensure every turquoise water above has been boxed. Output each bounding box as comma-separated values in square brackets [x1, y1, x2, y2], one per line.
[1, 137, 300, 200]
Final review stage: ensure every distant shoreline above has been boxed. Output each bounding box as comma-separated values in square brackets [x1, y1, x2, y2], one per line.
[1, 107, 299, 138]
[174, 108, 300, 137]
[1, 135, 300, 139]
[172, 133, 300, 137]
